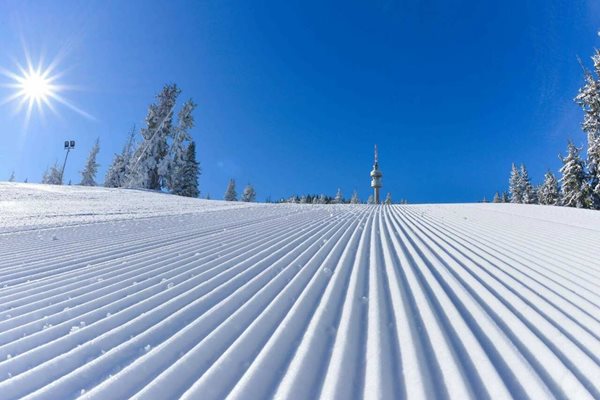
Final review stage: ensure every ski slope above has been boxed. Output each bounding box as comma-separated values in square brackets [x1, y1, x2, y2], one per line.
[1, 182, 599, 399]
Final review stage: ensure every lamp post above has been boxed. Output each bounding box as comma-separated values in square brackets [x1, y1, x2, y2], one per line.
[60, 140, 75, 185]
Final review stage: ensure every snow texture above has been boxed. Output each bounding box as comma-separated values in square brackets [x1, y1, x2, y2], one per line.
[0, 182, 599, 399]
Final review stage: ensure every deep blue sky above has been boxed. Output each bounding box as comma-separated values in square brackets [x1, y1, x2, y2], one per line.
[1, 0, 599, 203]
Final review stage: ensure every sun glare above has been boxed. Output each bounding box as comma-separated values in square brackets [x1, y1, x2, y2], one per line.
[1, 53, 94, 125]
[19, 70, 53, 102]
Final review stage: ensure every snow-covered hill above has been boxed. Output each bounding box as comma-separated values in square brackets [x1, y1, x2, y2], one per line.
[0, 183, 599, 399]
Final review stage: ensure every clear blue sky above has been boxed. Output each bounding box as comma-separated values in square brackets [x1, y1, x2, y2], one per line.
[1, 0, 599, 203]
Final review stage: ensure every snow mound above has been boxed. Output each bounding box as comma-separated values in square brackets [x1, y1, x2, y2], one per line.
[0, 183, 599, 399]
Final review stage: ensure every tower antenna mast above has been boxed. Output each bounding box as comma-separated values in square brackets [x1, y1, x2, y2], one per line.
[370, 144, 383, 204]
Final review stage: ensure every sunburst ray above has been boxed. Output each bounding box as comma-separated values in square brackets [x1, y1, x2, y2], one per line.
[0, 53, 94, 125]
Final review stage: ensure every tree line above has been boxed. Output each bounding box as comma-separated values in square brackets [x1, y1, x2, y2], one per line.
[495, 49, 600, 210]
[220, 183, 410, 205]
[272, 189, 407, 205]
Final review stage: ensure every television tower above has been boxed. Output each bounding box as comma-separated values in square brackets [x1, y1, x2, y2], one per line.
[370, 144, 383, 204]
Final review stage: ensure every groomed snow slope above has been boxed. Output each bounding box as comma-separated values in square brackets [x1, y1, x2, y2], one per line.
[1, 183, 600, 399]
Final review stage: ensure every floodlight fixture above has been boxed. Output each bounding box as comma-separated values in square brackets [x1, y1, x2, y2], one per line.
[60, 139, 75, 184]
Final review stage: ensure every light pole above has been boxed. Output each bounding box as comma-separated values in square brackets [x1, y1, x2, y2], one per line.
[60, 140, 75, 185]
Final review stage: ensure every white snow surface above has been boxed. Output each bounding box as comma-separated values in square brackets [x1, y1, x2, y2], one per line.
[0, 182, 599, 399]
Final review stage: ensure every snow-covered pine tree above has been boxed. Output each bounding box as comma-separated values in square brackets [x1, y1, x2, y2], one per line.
[520, 164, 537, 204]
[299, 195, 308, 204]
[501, 192, 509, 203]
[127, 84, 180, 190]
[224, 179, 237, 201]
[529, 187, 539, 205]
[538, 171, 560, 206]
[559, 141, 590, 208]
[105, 126, 136, 188]
[509, 163, 523, 203]
[80, 138, 100, 186]
[350, 190, 360, 204]
[104, 154, 125, 188]
[8, 171, 15, 182]
[384, 192, 392, 204]
[367, 194, 374, 204]
[493, 192, 501, 203]
[575, 52, 600, 209]
[174, 141, 200, 197]
[334, 188, 343, 204]
[317, 194, 327, 204]
[163, 99, 196, 193]
[241, 183, 256, 202]
[311, 196, 319, 204]
[42, 163, 62, 185]
[588, 134, 600, 208]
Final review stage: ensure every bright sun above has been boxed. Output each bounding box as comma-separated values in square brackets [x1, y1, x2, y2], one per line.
[19, 70, 53, 103]
[1, 55, 93, 125]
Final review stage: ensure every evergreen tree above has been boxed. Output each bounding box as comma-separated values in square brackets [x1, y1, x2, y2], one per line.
[174, 141, 200, 197]
[384, 192, 392, 204]
[127, 84, 180, 189]
[317, 194, 327, 204]
[162, 99, 197, 193]
[520, 164, 537, 204]
[224, 179, 237, 201]
[8, 171, 15, 182]
[367, 194, 375, 204]
[501, 192, 510, 203]
[350, 190, 360, 204]
[559, 141, 590, 208]
[80, 138, 100, 186]
[311, 196, 319, 204]
[241, 183, 256, 202]
[586, 133, 600, 208]
[493, 192, 501, 203]
[42, 163, 62, 185]
[538, 171, 560, 206]
[105, 154, 125, 188]
[105, 126, 136, 188]
[334, 188, 343, 204]
[575, 52, 600, 209]
[509, 163, 523, 203]
[299, 195, 308, 204]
